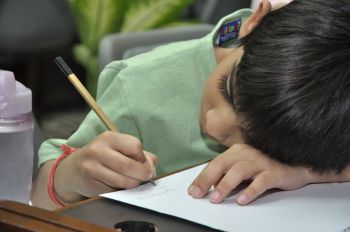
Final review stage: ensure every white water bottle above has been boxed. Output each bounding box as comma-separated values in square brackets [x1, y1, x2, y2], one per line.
[0, 70, 34, 204]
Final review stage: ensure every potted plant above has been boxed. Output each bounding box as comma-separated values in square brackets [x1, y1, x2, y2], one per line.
[70, 0, 195, 97]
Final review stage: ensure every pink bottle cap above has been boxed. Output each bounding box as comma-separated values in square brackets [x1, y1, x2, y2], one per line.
[0, 70, 32, 117]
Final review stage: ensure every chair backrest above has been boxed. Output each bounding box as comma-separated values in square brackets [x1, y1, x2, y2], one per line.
[197, 0, 251, 24]
[98, 24, 213, 71]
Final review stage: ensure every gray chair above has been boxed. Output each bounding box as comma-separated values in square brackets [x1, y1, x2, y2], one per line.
[99, 24, 214, 71]
[194, 0, 251, 24]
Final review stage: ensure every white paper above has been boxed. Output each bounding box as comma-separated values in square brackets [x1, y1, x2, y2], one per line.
[101, 164, 350, 232]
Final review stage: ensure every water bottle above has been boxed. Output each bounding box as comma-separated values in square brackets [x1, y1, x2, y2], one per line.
[0, 70, 34, 204]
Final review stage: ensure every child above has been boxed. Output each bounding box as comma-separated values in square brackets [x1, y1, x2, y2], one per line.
[32, 0, 350, 210]
[189, 0, 350, 205]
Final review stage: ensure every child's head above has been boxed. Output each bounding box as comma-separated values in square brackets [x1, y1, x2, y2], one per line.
[201, 0, 350, 173]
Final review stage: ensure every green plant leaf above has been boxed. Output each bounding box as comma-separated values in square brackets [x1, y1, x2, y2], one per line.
[121, 0, 194, 32]
[85, 56, 99, 97]
[72, 44, 91, 67]
[70, 0, 128, 55]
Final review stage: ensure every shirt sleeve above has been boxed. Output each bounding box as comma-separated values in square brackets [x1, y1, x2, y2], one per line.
[38, 61, 141, 167]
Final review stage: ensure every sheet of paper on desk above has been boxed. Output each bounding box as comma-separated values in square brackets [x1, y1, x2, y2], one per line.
[101, 164, 350, 232]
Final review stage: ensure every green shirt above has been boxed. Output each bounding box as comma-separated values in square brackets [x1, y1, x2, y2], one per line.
[39, 9, 252, 176]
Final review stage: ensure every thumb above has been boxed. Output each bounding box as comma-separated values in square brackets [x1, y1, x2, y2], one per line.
[144, 151, 158, 166]
[143, 151, 158, 178]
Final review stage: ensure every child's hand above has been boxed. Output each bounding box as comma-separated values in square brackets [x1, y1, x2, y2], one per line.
[188, 143, 311, 205]
[55, 131, 157, 203]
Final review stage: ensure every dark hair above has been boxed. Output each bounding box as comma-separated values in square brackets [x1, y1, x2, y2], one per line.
[234, 0, 350, 172]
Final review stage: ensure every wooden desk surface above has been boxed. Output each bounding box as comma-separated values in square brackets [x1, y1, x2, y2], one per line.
[0, 200, 114, 232]
[58, 196, 220, 232]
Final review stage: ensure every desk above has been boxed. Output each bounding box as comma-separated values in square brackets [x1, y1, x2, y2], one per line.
[58, 196, 219, 232]
[0, 200, 114, 232]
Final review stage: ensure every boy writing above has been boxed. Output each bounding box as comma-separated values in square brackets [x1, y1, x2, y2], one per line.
[32, 0, 350, 210]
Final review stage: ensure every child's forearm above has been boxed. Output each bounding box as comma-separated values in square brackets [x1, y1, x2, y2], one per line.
[31, 161, 61, 210]
[31, 160, 84, 210]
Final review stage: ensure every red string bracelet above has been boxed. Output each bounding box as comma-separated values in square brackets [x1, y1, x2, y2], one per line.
[48, 144, 78, 207]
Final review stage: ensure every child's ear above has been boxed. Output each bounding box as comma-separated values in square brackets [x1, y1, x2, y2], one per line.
[239, 0, 272, 38]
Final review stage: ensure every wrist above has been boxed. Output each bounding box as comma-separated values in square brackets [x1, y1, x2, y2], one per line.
[48, 145, 84, 207]
[54, 155, 85, 205]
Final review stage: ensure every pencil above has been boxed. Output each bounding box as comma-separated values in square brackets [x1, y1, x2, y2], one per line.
[54, 56, 156, 186]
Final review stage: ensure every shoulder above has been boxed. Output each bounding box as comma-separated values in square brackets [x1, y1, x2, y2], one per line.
[98, 37, 209, 85]
[96, 61, 127, 99]
[120, 37, 208, 70]
[96, 36, 213, 100]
